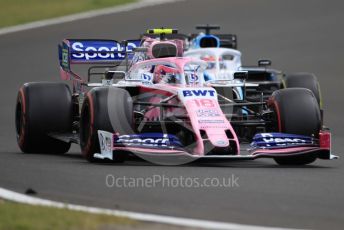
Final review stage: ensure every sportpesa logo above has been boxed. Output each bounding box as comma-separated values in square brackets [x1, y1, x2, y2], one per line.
[114, 133, 182, 147]
[250, 133, 313, 149]
[70, 40, 140, 61]
[260, 133, 307, 144]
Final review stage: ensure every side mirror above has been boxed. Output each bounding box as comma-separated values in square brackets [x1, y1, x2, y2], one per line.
[234, 71, 248, 80]
[258, 59, 271, 67]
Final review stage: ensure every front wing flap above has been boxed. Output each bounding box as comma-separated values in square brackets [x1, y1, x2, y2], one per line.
[94, 130, 338, 162]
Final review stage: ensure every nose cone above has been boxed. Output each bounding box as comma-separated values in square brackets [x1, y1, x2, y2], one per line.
[205, 129, 229, 147]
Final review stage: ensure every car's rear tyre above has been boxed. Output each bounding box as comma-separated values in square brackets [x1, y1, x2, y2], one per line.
[80, 87, 133, 162]
[268, 88, 321, 165]
[285, 73, 322, 107]
[15, 82, 72, 154]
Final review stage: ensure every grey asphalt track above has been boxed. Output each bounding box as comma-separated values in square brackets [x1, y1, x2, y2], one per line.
[1, 0, 344, 229]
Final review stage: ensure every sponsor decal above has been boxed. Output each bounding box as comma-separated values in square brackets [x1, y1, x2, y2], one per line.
[198, 120, 225, 124]
[141, 73, 153, 82]
[199, 126, 228, 129]
[70, 40, 140, 61]
[114, 133, 182, 147]
[61, 48, 69, 68]
[251, 133, 314, 148]
[182, 89, 216, 97]
[188, 73, 199, 83]
[178, 88, 218, 104]
[216, 140, 228, 146]
[196, 109, 220, 117]
[99, 132, 112, 153]
[59, 42, 71, 70]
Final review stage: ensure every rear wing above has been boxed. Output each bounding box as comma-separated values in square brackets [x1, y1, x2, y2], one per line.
[141, 28, 188, 40]
[141, 33, 189, 41]
[58, 39, 141, 72]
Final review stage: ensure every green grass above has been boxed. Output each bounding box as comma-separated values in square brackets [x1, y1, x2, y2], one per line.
[0, 200, 136, 230]
[0, 0, 137, 28]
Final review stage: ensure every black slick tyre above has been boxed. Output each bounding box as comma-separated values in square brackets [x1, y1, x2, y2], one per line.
[268, 88, 321, 165]
[15, 82, 72, 154]
[80, 87, 133, 162]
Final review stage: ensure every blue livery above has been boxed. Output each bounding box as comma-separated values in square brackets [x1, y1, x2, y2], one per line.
[191, 34, 220, 49]
[58, 39, 141, 68]
[113, 133, 183, 148]
[69, 40, 140, 61]
[182, 89, 216, 97]
[250, 133, 315, 149]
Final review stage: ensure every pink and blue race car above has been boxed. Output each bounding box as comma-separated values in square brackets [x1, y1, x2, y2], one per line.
[15, 29, 337, 165]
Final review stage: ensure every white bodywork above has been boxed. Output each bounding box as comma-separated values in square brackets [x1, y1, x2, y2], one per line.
[94, 130, 114, 160]
[184, 48, 242, 82]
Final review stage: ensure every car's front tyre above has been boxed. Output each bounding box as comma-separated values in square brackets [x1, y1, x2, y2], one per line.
[268, 88, 321, 165]
[80, 87, 133, 162]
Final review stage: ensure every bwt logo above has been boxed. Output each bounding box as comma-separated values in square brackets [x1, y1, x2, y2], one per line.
[183, 89, 216, 97]
[71, 42, 137, 60]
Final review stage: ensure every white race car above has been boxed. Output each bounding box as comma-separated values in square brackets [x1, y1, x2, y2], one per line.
[184, 47, 242, 82]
